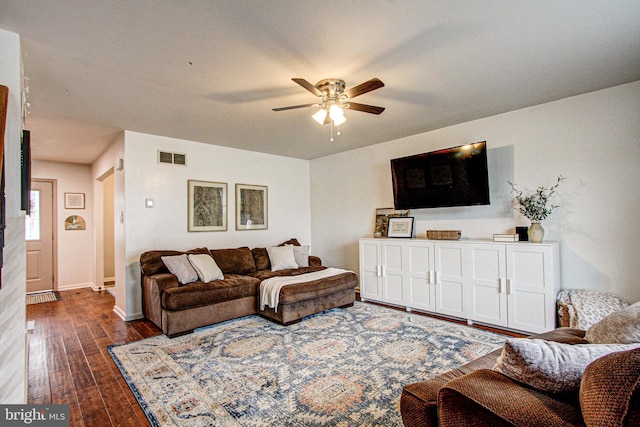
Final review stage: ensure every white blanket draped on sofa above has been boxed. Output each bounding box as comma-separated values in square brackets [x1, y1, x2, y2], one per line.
[259, 268, 350, 313]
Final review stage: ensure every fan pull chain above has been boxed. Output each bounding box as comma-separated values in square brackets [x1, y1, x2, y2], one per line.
[330, 121, 334, 142]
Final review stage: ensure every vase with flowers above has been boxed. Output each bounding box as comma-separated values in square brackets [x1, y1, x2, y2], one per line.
[509, 175, 565, 243]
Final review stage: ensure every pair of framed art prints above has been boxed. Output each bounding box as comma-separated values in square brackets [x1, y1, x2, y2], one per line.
[188, 180, 267, 232]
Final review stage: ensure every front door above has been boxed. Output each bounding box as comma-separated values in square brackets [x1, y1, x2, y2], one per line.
[26, 180, 55, 293]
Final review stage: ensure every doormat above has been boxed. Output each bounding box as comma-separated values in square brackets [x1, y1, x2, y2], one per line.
[109, 302, 506, 426]
[26, 291, 62, 305]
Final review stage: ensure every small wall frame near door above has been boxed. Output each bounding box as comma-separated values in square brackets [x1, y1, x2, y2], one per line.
[25, 179, 57, 293]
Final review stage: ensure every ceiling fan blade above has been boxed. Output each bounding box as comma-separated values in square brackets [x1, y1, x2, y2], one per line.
[343, 78, 384, 99]
[292, 78, 323, 97]
[272, 103, 318, 111]
[344, 102, 385, 115]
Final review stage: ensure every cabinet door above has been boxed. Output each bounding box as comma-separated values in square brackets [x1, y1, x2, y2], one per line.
[468, 244, 508, 327]
[506, 245, 556, 333]
[359, 240, 382, 301]
[381, 241, 406, 305]
[435, 243, 468, 318]
[406, 242, 435, 311]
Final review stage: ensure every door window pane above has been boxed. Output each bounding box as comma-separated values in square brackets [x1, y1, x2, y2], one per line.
[25, 190, 41, 241]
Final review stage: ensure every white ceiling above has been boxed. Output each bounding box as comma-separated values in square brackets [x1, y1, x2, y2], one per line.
[2, 1, 639, 164]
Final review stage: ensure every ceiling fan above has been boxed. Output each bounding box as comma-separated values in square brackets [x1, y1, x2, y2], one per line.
[273, 78, 385, 140]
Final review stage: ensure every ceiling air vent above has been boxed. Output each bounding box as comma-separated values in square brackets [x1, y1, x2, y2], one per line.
[158, 150, 187, 166]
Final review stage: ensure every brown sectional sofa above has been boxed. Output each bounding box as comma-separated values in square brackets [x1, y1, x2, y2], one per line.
[400, 327, 640, 426]
[140, 243, 358, 337]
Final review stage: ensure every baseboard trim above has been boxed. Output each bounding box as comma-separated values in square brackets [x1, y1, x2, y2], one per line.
[112, 305, 144, 322]
[58, 282, 95, 291]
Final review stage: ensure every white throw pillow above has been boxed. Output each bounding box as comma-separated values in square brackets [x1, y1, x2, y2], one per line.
[267, 246, 298, 271]
[161, 254, 198, 285]
[492, 338, 639, 393]
[188, 253, 224, 282]
[288, 244, 309, 268]
[585, 301, 640, 344]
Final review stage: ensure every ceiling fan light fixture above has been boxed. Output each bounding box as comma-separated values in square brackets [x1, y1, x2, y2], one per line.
[312, 109, 327, 125]
[332, 114, 347, 126]
[329, 104, 344, 121]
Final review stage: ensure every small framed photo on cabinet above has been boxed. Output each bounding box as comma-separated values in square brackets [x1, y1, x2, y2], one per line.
[387, 217, 414, 238]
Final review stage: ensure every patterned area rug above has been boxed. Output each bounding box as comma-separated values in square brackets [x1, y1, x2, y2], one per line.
[109, 302, 506, 426]
[26, 291, 61, 305]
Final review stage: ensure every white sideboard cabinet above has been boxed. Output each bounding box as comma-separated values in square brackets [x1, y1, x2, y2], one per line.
[358, 238, 560, 334]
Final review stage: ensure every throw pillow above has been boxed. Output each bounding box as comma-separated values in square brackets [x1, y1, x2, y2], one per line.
[161, 254, 198, 285]
[287, 244, 309, 267]
[267, 246, 298, 271]
[188, 253, 224, 282]
[584, 301, 640, 344]
[492, 338, 639, 393]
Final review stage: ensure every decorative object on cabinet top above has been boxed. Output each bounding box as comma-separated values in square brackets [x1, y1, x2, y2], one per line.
[374, 208, 409, 238]
[426, 230, 462, 240]
[508, 175, 565, 222]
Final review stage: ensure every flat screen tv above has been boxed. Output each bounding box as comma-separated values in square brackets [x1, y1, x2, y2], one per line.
[391, 141, 490, 209]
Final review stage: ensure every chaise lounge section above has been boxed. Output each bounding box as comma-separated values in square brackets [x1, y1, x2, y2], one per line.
[140, 241, 358, 337]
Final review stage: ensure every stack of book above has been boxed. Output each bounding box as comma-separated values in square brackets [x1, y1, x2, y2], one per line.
[493, 233, 519, 242]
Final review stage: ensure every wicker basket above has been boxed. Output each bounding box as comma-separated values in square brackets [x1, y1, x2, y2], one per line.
[426, 230, 462, 240]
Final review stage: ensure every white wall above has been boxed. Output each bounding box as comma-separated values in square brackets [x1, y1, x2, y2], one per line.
[310, 81, 640, 304]
[103, 173, 115, 280]
[122, 131, 311, 319]
[0, 28, 27, 403]
[31, 160, 94, 289]
[92, 134, 125, 317]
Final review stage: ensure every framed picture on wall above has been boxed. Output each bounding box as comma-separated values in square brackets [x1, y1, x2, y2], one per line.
[236, 184, 268, 230]
[188, 180, 227, 232]
[64, 192, 85, 209]
[387, 217, 414, 238]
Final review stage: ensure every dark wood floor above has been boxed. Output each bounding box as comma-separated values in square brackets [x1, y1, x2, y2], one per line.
[27, 288, 522, 426]
[27, 288, 162, 427]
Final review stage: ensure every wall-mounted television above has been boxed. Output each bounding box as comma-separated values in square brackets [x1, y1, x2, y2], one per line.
[391, 141, 490, 209]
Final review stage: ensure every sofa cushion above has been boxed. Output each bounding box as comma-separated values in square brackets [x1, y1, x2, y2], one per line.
[585, 301, 640, 344]
[439, 370, 585, 427]
[161, 274, 260, 311]
[251, 247, 271, 271]
[161, 254, 198, 285]
[210, 247, 256, 275]
[279, 238, 301, 246]
[140, 247, 210, 275]
[188, 253, 224, 282]
[267, 246, 298, 271]
[493, 338, 639, 393]
[251, 265, 326, 281]
[580, 347, 640, 426]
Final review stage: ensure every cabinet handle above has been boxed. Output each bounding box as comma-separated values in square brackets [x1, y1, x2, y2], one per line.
[498, 278, 502, 293]
[434, 271, 439, 285]
[506, 279, 511, 295]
